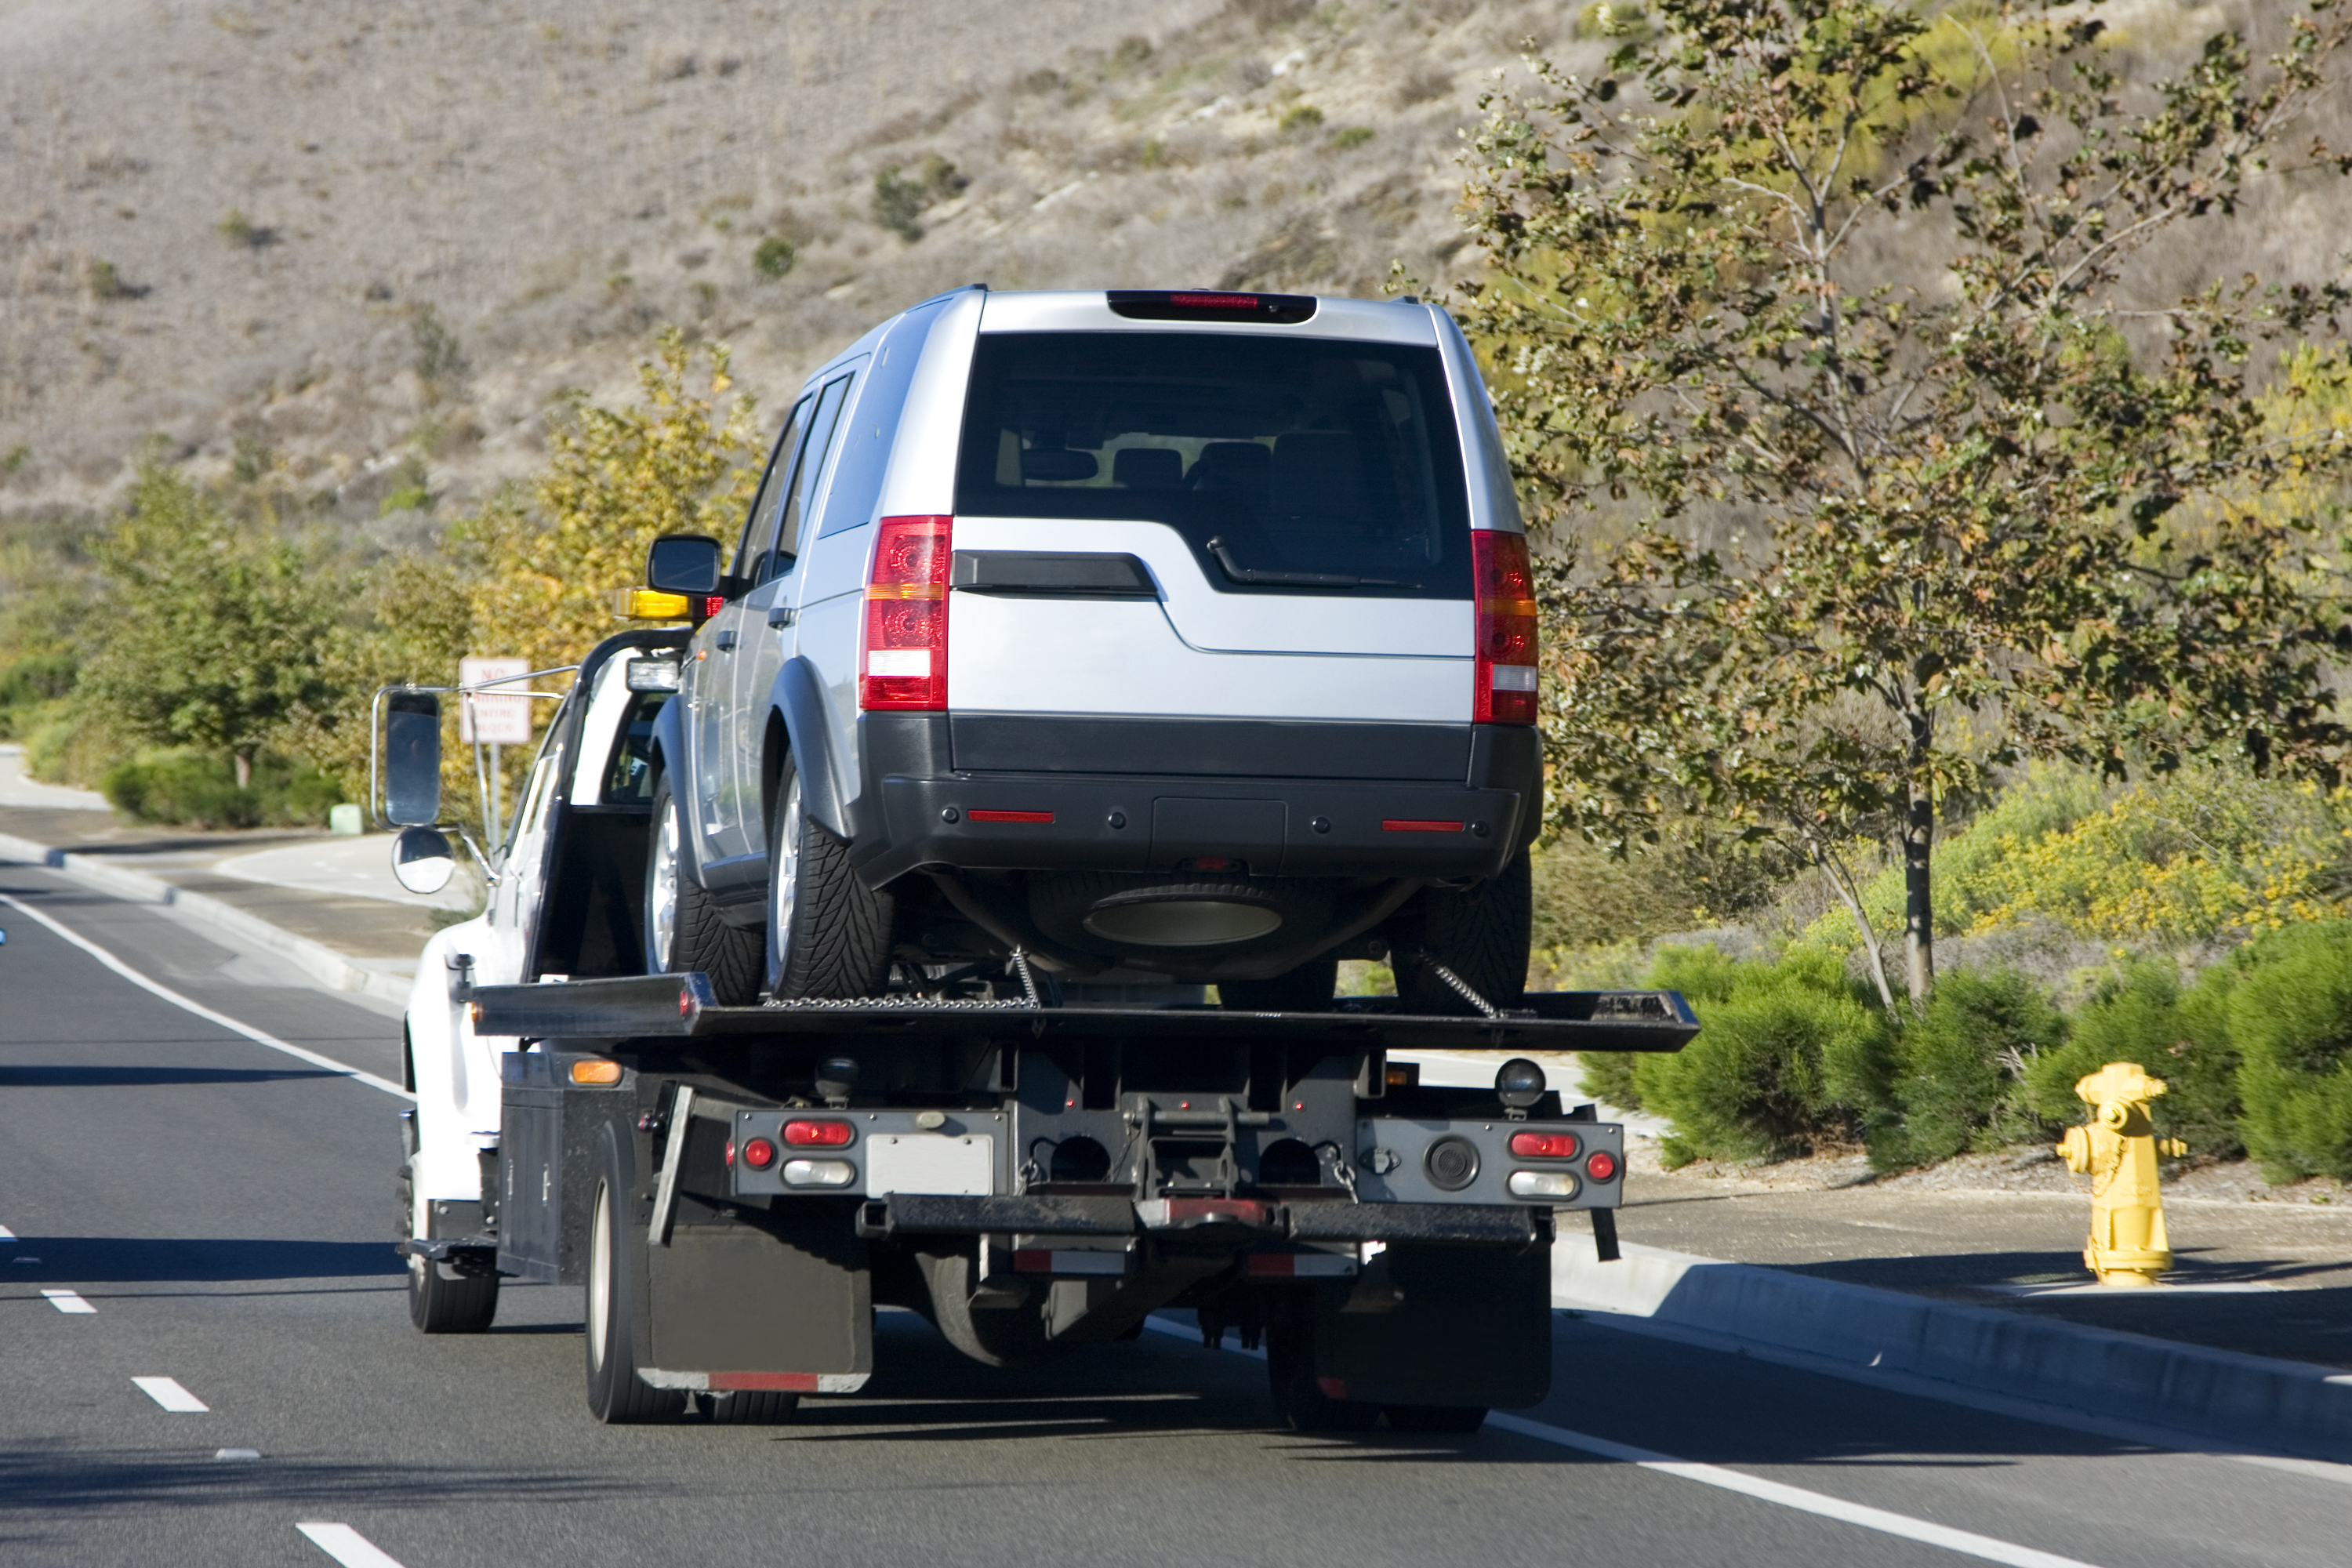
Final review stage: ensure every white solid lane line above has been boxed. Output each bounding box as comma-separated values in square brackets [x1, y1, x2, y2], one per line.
[296, 1523, 408, 1567]
[1139, 1316, 2105, 1568]
[1484, 1412, 2106, 1568]
[41, 1289, 94, 1314]
[0, 892, 412, 1101]
[0, 1222, 13, 1240]
[132, 1376, 208, 1412]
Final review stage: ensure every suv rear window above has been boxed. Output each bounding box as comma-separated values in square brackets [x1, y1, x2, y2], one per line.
[954, 332, 1472, 597]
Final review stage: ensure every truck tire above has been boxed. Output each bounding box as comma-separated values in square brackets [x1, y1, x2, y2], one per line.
[644, 773, 761, 1005]
[1391, 848, 1532, 1014]
[766, 758, 893, 1000]
[1384, 1403, 1488, 1434]
[1265, 1318, 1378, 1433]
[400, 1160, 498, 1334]
[701, 1389, 800, 1425]
[913, 1247, 1073, 1369]
[1218, 959, 1338, 1013]
[585, 1123, 675, 1424]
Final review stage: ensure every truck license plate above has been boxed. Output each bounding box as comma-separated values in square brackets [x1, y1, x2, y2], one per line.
[863, 1134, 994, 1196]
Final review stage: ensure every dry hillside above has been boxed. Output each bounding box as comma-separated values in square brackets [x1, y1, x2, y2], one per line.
[0, 0, 1580, 532]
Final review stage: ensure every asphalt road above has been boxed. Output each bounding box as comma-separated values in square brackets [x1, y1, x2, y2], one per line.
[5, 864, 2351, 1568]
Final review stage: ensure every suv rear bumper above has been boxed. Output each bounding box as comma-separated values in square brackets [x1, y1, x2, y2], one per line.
[848, 714, 1540, 888]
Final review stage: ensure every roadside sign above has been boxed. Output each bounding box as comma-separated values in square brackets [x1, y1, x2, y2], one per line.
[459, 656, 533, 746]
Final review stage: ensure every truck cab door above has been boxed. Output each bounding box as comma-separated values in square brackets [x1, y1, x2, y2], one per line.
[735, 368, 857, 861]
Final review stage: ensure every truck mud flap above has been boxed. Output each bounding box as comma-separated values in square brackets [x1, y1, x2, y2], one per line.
[644, 1222, 872, 1385]
[1309, 1242, 1551, 1410]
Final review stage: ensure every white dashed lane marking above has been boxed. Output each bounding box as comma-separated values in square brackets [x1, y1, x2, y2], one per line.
[40, 1289, 94, 1314]
[132, 1376, 208, 1412]
[296, 1523, 408, 1567]
[0, 1222, 13, 1240]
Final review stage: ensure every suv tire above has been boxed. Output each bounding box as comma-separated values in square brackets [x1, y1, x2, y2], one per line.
[644, 773, 761, 1005]
[766, 758, 893, 1000]
[1392, 848, 1532, 1014]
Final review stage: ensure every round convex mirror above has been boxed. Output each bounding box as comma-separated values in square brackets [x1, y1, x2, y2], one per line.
[390, 824, 456, 895]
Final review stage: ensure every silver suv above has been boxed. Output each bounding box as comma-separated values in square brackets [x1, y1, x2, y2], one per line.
[639, 287, 1540, 1011]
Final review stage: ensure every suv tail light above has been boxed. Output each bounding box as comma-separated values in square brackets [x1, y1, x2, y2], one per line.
[859, 515, 952, 710]
[1472, 529, 1538, 725]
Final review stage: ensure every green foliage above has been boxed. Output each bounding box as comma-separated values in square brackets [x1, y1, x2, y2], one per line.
[411, 306, 468, 404]
[85, 257, 127, 299]
[1278, 103, 1324, 133]
[1632, 946, 1893, 1165]
[873, 158, 968, 241]
[1573, 2, 1651, 41]
[2228, 922, 2352, 1181]
[80, 458, 354, 787]
[752, 235, 797, 281]
[1875, 968, 2065, 1171]
[101, 747, 340, 829]
[1330, 125, 1375, 151]
[1457, 0, 2352, 1006]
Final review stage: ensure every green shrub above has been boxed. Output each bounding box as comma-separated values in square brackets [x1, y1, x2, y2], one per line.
[752, 235, 797, 281]
[1631, 947, 1893, 1165]
[102, 748, 341, 829]
[2227, 921, 2352, 1181]
[1278, 103, 1325, 134]
[1875, 968, 2065, 1170]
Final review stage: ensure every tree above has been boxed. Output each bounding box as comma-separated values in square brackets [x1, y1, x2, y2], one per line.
[456, 328, 760, 677]
[82, 459, 351, 788]
[1453, 0, 2352, 1006]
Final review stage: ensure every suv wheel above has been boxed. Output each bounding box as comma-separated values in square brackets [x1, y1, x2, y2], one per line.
[766, 757, 893, 1000]
[643, 773, 760, 1004]
[1392, 848, 1532, 1014]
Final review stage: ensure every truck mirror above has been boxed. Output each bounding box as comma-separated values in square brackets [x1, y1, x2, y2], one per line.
[390, 825, 456, 895]
[646, 533, 723, 596]
[384, 689, 443, 827]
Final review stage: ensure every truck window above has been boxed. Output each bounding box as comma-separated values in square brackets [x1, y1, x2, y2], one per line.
[953, 332, 1472, 598]
[601, 691, 670, 804]
[736, 397, 811, 581]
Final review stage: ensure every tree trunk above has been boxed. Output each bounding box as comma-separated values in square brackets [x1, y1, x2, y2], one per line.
[1811, 838, 1899, 1013]
[1903, 710, 1934, 1004]
[233, 750, 252, 790]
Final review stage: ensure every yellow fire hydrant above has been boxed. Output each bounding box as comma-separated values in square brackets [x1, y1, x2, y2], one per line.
[2056, 1062, 2189, 1287]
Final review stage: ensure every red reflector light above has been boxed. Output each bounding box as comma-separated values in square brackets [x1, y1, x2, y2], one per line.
[702, 594, 726, 619]
[1585, 1150, 1619, 1182]
[1510, 1131, 1581, 1160]
[967, 809, 1054, 824]
[1472, 529, 1539, 725]
[859, 515, 952, 711]
[741, 1137, 778, 1171]
[782, 1120, 853, 1148]
[1382, 819, 1463, 833]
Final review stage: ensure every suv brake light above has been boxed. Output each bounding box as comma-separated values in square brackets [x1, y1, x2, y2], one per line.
[860, 516, 952, 711]
[1105, 289, 1316, 325]
[1472, 530, 1538, 725]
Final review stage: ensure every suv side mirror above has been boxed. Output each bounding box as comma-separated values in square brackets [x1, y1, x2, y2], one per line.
[646, 533, 724, 596]
[383, 690, 443, 827]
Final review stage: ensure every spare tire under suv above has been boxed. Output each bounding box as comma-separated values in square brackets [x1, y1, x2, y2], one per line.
[641, 287, 1541, 1010]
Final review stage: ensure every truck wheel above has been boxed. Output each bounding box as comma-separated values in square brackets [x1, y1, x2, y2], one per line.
[914, 1247, 1073, 1369]
[1265, 1319, 1378, 1433]
[1392, 848, 1532, 1014]
[766, 758, 893, 1000]
[644, 773, 761, 1005]
[1218, 960, 1338, 1013]
[400, 1158, 497, 1334]
[701, 1390, 800, 1425]
[1385, 1403, 1488, 1434]
[585, 1123, 674, 1424]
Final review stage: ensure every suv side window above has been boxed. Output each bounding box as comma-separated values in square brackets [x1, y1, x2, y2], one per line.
[775, 372, 853, 568]
[736, 397, 811, 582]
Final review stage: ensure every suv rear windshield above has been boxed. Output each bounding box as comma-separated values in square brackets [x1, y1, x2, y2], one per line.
[954, 331, 1472, 597]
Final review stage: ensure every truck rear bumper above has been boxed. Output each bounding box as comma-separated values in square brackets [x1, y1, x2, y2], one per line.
[853, 1192, 1553, 1249]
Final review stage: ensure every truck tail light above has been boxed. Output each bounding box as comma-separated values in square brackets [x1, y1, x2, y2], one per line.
[1508, 1131, 1581, 1160]
[1584, 1150, 1618, 1182]
[1472, 529, 1538, 725]
[740, 1137, 779, 1171]
[783, 1119, 854, 1148]
[859, 515, 952, 711]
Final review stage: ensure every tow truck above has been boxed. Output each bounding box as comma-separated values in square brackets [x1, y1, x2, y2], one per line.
[377, 626, 1696, 1431]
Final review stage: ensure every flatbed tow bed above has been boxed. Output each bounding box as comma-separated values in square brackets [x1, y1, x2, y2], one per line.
[429, 973, 1696, 1430]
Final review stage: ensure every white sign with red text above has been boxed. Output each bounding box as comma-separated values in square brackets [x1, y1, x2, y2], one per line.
[458, 656, 533, 746]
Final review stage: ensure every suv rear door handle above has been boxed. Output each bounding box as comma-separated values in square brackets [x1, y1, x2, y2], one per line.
[768, 605, 794, 628]
[714, 630, 739, 650]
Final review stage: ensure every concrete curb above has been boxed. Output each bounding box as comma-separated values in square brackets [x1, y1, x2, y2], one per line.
[1557, 1241, 2352, 1464]
[0, 829, 414, 1005]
